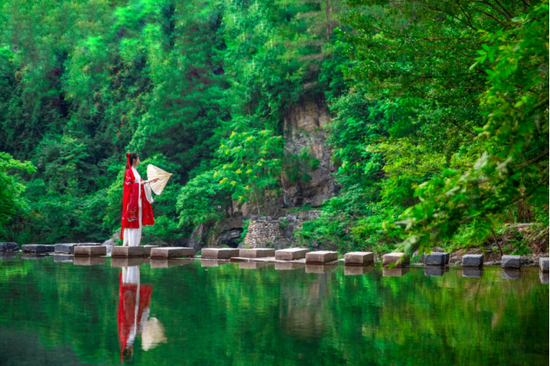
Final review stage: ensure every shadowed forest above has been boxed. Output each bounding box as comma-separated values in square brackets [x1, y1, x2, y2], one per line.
[0, 0, 548, 255]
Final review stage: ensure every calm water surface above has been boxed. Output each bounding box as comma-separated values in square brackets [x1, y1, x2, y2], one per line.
[0, 254, 548, 366]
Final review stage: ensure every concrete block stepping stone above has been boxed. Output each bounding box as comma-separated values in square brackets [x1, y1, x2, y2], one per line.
[112, 246, 146, 258]
[150, 259, 193, 268]
[202, 248, 240, 259]
[0, 242, 19, 252]
[74, 246, 106, 257]
[144, 245, 159, 255]
[275, 248, 309, 261]
[502, 268, 520, 280]
[54, 255, 73, 263]
[55, 244, 77, 254]
[425, 252, 449, 266]
[344, 266, 373, 276]
[539, 257, 548, 273]
[305, 251, 338, 264]
[239, 248, 276, 258]
[74, 256, 106, 266]
[0, 252, 17, 260]
[239, 262, 268, 269]
[382, 253, 410, 267]
[463, 254, 483, 267]
[305, 264, 338, 273]
[501, 255, 521, 269]
[462, 268, 483, 278]
[54, 243, 101, 254]
[383, 267, 410, 277]
[344, 252, 374, 266]
[111, 257, 149, 267]
[540, 271, 549, 285]
[201, 260, 230, 267]
[274, 262, 305, 270]
[22, 244, 55, 254]
[424, 266, 444, 277]
[150, 247, 194, 259]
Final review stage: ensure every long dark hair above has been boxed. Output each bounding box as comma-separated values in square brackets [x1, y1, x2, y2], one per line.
[125, 152, 139, 172]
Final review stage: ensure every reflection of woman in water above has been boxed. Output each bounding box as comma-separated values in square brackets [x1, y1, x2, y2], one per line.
[118, 266, 167, 363]
[121, 153, 158, 246]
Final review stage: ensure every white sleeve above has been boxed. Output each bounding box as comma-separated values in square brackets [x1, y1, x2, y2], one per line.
[144, 182, 154, 204]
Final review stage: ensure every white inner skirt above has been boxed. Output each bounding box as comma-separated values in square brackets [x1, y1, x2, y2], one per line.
[123, 207, 142, 247]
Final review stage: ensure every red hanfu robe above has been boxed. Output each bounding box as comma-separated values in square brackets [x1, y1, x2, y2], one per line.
[121, 157, 154, 239]
[117, 273, 153, 357]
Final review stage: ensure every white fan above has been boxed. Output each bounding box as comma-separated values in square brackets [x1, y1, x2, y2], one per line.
[146, 164, 173, 195]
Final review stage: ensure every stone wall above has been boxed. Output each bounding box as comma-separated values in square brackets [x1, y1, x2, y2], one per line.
[242, 215, 307, 249]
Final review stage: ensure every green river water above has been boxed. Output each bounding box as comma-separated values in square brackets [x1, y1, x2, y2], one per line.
[0, 254, 548, 366]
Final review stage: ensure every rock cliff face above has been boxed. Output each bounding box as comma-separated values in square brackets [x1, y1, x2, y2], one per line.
[187, 101, 338, 251]
[282, 100, 339, 207]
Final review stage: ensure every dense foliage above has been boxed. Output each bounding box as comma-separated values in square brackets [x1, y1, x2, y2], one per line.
[0, 0, 547, 254]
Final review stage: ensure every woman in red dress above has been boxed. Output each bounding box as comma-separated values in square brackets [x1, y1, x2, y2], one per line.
[121, 153, 158, 246]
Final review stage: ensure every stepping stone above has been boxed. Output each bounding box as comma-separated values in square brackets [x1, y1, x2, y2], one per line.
[539, 257, 548, 273]
[305, 251, 338, 264]
[383, 267, 410, 277]
[74, 246, 106, 257]
[502, 268, 520, 280]
[54, 243, 101, 254]
[382, 253, 410, 267]
[344, 266, 373, 276]
[462, 268, 483, 278]
[344, 252, 374, 266]
[239, 248, 276, 258]
[111, 257, 149, 267]
[201, 260, 230, 267]
[74, 256, 106, 266]
[463, 254, 483, 267]
[0, 242, 18, 252]
[540, 271, 549, 285]
[275, 248, 309, 260]
[501, 255, 521, 269]
[150, 259, 193, 268]
[144, 245, 159, 255]
[239, 262, 268, 269]
[112, 246, 146, 258]
[305, 264, 338, 273]
[424, 266, 444, 277]
[274, 262, 305, 270]
[54, 255, 73, 263]
[150, 247, 194, 259]
[424, 252, 449, 266]
[22, 244, 55, 254]
[202, 248, 240, 259]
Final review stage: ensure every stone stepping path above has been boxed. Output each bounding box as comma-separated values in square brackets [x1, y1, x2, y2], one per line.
[74, 246, 106, 257]
[22, 244, 55, 254]
[112, 246, 146, 258]
[2, 243, 548, 284]
[344, 252, 373, 266]
[275, 248, 309, 260]
[382, 253, 409, 267]
[202, 248, 240, 259]
[150, 247, 194, 259]
[306, 251, 338, 264]
[239, 248, 275, 258]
